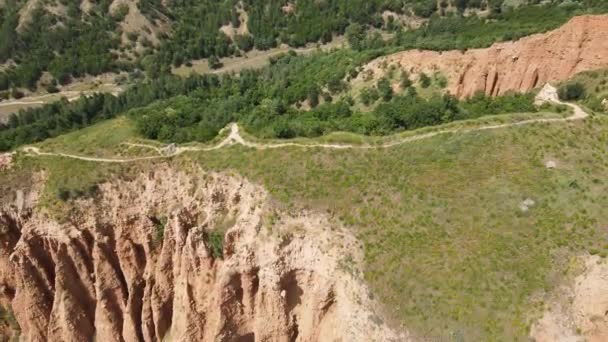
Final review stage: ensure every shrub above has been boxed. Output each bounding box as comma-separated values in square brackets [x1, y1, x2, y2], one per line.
[10, 88, 24, 99]
[126, 31, 138, 42]
[235, 34, 254, 52]
[400, 71, 412, 89]
[57, 188, 71, 201]
[434, 73, 448, 88]
[360, 87, 380, 106]
[208, 55, 222, 69]
[152, 216, 167, 246]
[558, 82, 586, 101]
[208, 230, 225, 259]
[308, 86, 320, 108]
[413, 1, 438, 17]
[45, 83, 60, 94]
[419, 73, 431, 88]
[377, 77, 393, 101]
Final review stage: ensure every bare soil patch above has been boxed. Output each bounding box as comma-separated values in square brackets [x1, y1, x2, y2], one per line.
[531, 256, 608, 342]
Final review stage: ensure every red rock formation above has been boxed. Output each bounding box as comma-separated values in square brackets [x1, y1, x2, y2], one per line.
[360, 15, 608, 98]
[0, 167, 402, 341]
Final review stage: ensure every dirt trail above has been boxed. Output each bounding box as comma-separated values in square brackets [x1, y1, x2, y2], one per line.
[122, 142, 164, 154]
[20, 84, 587, 163]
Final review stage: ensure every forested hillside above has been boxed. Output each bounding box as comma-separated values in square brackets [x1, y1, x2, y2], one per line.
[1, 0, 607, 94]
[0, 0, 607, 150]
[0, 48, 567, 151]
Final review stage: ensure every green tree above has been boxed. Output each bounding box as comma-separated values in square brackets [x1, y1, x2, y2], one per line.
[308, 86, 320, 108]
[208, 55, 223, 70]
[0, 73, 9, 91]
[419, 72, 432, 88]
[0, 6, 18, 62]
[142, 55, 162, 79]
[377, 77, 393, 102]
[235, 34, 254, 52]
[558, 82, 586, 101]
[400, 71, 412, 89]
[360, 87, 379, 106]
[346, 23, 366, 51]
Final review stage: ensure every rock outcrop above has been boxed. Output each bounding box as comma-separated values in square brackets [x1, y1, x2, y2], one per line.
[0, 166, 401, 341]
[530, 256, 608, 342]
[359, 15, 608, 98]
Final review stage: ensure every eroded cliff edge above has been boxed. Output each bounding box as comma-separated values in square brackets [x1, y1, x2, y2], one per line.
[358, 15, 608, 98]
[0, 166, 400, 341]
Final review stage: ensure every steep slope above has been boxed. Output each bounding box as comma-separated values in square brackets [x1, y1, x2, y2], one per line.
[358, 15, 608, 97]
[0, 166, 400, 341]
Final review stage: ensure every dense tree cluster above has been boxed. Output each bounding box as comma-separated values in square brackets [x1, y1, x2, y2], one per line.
[0, 40, 556, 152]
[0, 0, 125, 91]
[0, 74, 212, 150]
[125, 51, 540, 142]
[152, 0, 426, 68]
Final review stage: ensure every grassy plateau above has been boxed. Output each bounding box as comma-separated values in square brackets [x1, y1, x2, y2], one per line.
[3, 109, 607, 341]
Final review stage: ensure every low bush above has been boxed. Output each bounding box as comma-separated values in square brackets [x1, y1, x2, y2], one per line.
[558, 82, 586, 101]
[208, 230, 225, 259]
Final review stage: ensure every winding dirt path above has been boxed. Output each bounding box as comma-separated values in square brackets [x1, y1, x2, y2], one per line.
[18, 84, 588, 163]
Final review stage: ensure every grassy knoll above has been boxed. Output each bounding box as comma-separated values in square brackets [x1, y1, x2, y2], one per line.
[2, 112, 607, 340]
[36, 117, 145, 158]
[2, 155, 126, 217]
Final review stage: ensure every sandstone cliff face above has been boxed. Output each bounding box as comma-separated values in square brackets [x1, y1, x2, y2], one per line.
[359, 15, 608, 98]
[0, 167, 401, 341]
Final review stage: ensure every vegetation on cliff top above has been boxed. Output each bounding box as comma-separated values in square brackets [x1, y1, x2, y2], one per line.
[5, 110, 607, 341]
